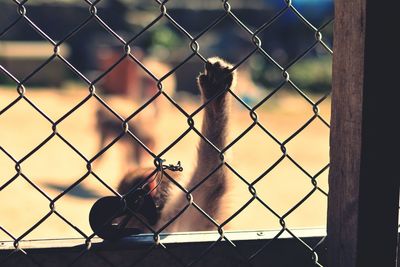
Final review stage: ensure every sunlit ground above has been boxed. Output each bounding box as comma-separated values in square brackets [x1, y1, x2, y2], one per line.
[0, 84, 330, 240]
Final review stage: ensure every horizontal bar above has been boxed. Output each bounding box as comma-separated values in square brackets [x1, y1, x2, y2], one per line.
[0, 228, 331, 267]
[0, 228, 326, 251]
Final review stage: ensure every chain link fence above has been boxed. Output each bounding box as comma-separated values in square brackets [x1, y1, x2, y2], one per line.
[0, 0, 333, 266]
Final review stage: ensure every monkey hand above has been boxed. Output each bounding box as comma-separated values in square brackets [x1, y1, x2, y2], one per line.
[197, 57, 236, 100]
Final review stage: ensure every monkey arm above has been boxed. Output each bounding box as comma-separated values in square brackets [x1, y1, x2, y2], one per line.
[186, 57, 237, 228]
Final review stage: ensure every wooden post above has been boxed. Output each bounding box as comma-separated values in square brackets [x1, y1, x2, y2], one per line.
[328, 0, 400, 266]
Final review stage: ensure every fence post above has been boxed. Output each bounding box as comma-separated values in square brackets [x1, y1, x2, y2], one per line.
[328, 0, 399, 266]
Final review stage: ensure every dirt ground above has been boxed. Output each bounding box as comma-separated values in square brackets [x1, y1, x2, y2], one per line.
[0, 86, 331, 240]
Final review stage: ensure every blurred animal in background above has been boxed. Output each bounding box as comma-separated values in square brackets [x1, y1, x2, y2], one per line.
[96, 46, 176, 115]
[95, 107, 156, 168]
[94, 49, 176, 169]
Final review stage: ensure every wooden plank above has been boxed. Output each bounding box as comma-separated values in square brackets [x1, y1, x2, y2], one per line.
[328, 0, 400, 266]
[327, 0, 366, 265]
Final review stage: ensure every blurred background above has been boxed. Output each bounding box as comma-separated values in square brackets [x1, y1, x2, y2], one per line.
[0, 0, 333, 240]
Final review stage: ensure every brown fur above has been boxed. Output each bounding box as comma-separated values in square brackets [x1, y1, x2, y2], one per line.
[117, 57, 236, 232]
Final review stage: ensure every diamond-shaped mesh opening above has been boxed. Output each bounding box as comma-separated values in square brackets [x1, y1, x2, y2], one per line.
[0, 99, 51, 159]
[123, 14, 200, 68]
[247, 51, 287, 93]
[0, 176, 50, 238]
[21, 136, 88, 196]
[286, 53, 332, 96]
[47, 173, 111, 238]
[256, 86, 315, 140]
[162, 55, 204, 113]
[256, 11, 316, 67]
[285, 119, 330, 175]
[157, 129, 198, 171]
[225, 198, 283, 231]
[253, 158, 315, 216]
[167, 6, 227, 36]
[16, 213, 87, 240]
[21, 56, 78, 91]
[0, 42, 54, 85]
[54, 96, 99, 158]
[92, 138, 134, 185]
[284, 190, 328, 228]
[194, 14, 258, 64]
[23, 2, 96, 42]
[0, 9, 41, 42]
[226, 126, 283, 183]
[0, 0, 334, 265]
[94, 56, 176, 113]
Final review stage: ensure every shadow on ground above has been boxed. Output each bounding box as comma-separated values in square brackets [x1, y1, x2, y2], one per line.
[43, 182, 102, 199]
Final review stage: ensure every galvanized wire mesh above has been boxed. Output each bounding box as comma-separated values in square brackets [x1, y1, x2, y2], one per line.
[0, 0, 333, 266]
